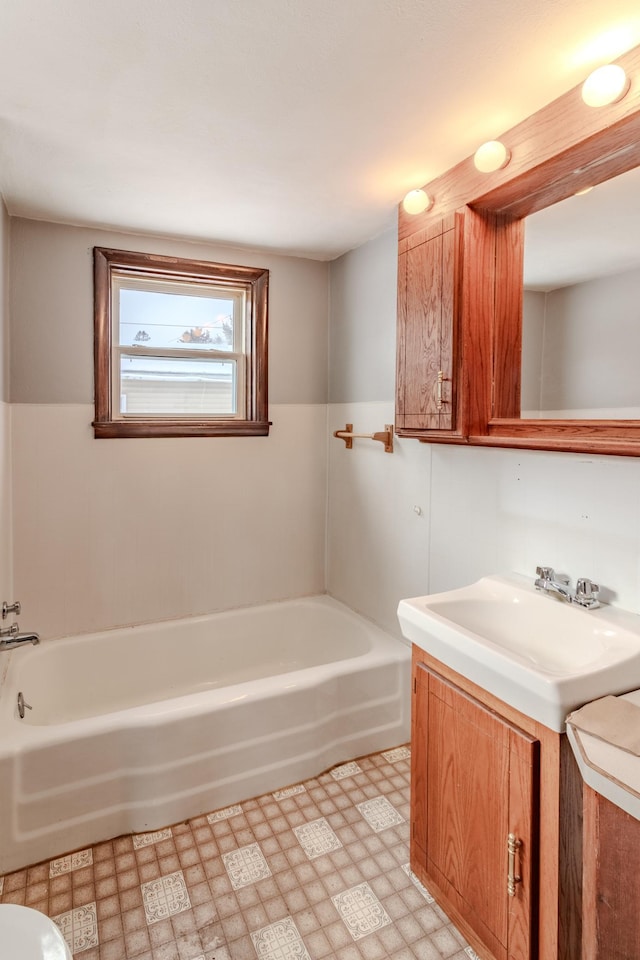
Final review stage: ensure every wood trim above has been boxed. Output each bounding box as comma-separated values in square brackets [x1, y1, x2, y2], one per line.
[395, 248, 408, 428]
[398, 45, 640, 242]
[582, 787, 640, 959]
[92, 419, 271, 439]
[558, 737, 582, 960]
[581, 786, 598, 960]
[397, 42, 640, 456]
[93, 247, 269, 439]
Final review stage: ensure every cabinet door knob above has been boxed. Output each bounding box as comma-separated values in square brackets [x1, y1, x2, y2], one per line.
[507, 833, 522, 896]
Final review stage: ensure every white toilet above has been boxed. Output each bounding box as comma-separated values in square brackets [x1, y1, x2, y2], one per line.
[0, 905, 72, 959]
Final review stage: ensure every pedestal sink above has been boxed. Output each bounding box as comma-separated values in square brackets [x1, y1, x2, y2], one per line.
[397, 573, 640, 731]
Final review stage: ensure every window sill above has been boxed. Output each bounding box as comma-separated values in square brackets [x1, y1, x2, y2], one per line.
[93, 419, 271, 439]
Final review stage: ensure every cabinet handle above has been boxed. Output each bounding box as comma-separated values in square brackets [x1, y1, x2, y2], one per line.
[436, 370, 448, 410]
[507, 833, 522, 896]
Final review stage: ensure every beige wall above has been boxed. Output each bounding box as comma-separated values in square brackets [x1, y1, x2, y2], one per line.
[0, 202, 12, 629]
[328, 228, 397, 403]
[538, 266, 640, 414]
[10, 219, 329, 405]
[9, 220, 329, 638]
[0, 202, 8, 404]
[521, 290, 545, 414]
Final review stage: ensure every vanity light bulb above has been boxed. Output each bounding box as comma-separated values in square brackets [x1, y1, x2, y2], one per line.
[473, 140, 511, 173]
[402, 189, 432, 215]
[581, 64, 630, 107]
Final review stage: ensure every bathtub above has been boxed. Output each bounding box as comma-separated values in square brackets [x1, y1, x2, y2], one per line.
[0, 595, 410, 874]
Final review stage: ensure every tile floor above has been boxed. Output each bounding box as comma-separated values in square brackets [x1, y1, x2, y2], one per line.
[0, 745, 479, 960]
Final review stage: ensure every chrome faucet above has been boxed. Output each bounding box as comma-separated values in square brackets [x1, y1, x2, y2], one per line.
[534, 566, 601, 609]
[0, 598, 40, 650]
[0, 627, 40, 650]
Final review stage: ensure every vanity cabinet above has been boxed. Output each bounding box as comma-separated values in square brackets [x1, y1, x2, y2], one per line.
[395, 42, 640, 457]
[582, 786, 640, 960]
[411, 645, 583, 960]
[396, 212, 463, 436]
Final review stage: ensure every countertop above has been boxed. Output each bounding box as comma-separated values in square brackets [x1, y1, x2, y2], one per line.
[567, 688, 640, 820]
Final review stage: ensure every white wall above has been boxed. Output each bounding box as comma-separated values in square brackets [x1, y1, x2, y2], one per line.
[9, 220, 328, 638]
[328, 227, 640, 630]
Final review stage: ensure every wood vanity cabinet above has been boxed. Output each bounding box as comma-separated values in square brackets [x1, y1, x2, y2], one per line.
[582, 786, 640, 960]
[411, 645, 583, 960]
[396, 212, 463, 436]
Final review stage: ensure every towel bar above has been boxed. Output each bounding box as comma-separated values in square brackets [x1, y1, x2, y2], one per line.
[333, 423, 394, 453]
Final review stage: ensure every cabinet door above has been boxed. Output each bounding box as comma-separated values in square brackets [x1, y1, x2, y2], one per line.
[396, 214, 459, 433]
[412, 663, 539, 960]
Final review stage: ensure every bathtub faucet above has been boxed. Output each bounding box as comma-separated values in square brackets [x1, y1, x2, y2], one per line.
[0, 623, 40, 651]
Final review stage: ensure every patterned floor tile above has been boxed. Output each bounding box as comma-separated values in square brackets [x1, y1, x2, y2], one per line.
[49, 848, 93, 877]
[382, 746, 411, 763]
[223, 843, 272, 889]
[5, 745, 476, 960]
[357, 796, 405, 832]
[207, 804, 243, 823]
[332, 882, 392, 941]
[52, 901, 99, 953]
[141, 870, 192, 924]
[251, 916, 311, 959]
[273, 785, 306, 800]
[133, 827, 173, 848]
[401, 864, 435, 903]
[293, 818, 343, 859]
[331, 761, 362, 780]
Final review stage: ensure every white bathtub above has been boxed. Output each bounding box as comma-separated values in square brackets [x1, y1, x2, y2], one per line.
[0, 595, 410, 874]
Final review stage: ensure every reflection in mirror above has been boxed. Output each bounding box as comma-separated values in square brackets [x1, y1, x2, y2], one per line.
[521, 166, 640, 419]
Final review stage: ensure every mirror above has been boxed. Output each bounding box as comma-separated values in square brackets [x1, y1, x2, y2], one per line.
[397, 40, 640, 455]
[521, 166, 640, 419]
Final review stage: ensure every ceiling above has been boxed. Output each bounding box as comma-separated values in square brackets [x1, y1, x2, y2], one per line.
[1, 1, 639, 261]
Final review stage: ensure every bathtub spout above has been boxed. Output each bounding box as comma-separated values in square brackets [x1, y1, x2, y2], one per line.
[0, 631, 40, 651]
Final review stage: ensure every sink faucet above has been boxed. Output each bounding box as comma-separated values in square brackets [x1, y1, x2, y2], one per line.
[534, 566, 601, 609]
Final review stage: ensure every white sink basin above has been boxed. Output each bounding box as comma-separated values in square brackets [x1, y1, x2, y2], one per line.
[397, 574, 640, 731]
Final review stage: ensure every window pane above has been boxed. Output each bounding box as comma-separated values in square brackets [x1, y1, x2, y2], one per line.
[119, 289, 236, 352]
[119, 355, 237, 416]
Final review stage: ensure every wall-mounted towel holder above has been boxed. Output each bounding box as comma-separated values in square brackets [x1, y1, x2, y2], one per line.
[333, 423, 394, 453]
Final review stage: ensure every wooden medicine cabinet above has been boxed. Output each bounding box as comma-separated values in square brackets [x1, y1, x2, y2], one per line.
[396, 43, 640, 456]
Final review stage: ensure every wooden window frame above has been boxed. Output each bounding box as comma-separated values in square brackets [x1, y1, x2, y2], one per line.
[93, 247, 269, 438]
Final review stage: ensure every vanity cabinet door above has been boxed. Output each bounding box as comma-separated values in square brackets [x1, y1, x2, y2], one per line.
[396, 213, 461, 435]
[412, 661, 539, 960]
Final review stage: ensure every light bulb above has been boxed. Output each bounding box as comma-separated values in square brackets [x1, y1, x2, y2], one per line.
[581, 64, 630, 107]
[402, 189, 432, 215]
[473, 140, 511, 173]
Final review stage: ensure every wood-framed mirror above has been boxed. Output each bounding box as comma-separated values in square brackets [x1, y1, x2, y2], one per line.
[397, 42, 640, 456]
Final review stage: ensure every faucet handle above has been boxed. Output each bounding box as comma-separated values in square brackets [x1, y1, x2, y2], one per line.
[536, 566, 555, 580]
[576, 578, 599, 599]
[2, 600, 21, 620]
[0, 623, 19, 638]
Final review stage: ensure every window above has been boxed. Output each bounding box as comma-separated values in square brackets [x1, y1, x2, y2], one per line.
[93, 247, 269, 438]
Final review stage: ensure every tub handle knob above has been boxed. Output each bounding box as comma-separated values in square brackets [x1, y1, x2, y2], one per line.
[2, 600, 21, 619]
[17, 691, 32, 719]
